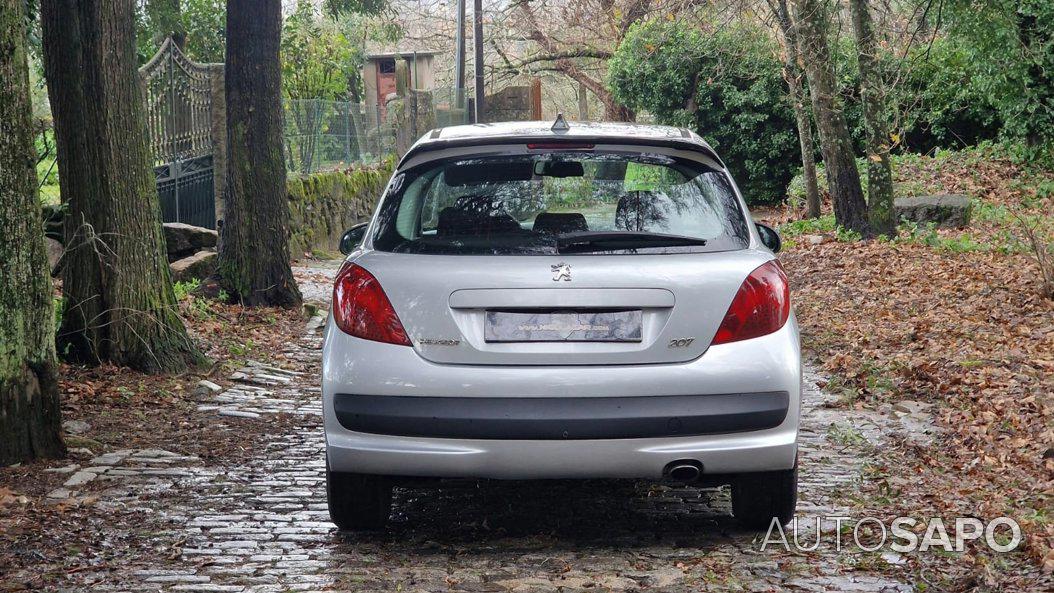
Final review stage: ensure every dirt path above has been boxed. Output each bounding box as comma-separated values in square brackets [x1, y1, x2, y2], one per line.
[15, 262, 924, 592]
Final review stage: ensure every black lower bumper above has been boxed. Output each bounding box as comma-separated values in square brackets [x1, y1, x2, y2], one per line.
[333, 391, 789, 440]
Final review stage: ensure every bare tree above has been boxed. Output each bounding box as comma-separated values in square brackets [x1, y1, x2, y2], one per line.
[505, 0, 664, 121]
[849, 0, 895, 235]
[792, 0, 870, 236]
[768, 0, 821, 218]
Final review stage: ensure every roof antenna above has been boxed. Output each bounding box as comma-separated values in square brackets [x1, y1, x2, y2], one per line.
[551, 112, 570, 133]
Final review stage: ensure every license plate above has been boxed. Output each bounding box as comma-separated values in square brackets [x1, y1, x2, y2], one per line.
[484, 310, 643, 342]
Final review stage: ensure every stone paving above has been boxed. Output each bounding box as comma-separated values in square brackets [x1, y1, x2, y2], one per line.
[61, 264, 926, 592]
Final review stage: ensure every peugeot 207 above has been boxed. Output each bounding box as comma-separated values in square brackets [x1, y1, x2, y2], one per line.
[322, 119, 800, 530]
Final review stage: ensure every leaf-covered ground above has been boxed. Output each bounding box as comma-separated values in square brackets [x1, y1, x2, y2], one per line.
[0, 282, 312, 588]
[768, 147, 1054, 591]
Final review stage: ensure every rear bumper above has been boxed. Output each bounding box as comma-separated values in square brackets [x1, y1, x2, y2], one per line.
[333, 391, 789, 440]
[322, 315, 801, 479]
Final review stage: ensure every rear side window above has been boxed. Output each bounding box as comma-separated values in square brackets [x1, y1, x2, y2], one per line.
[373, 151, 750, 255]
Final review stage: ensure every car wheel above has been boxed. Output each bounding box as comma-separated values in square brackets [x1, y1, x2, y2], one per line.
[326, 467, 392, 531]
[730, 463, 798, 530]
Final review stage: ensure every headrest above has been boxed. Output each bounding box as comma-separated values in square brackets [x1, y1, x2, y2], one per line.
[533, 212, 588, 234]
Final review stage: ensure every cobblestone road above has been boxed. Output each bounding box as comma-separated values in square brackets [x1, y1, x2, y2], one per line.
[66, 263, 919, 592]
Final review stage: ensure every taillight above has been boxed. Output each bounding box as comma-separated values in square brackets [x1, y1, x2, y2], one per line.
[332, 263, 411, 346]
[526, 142, 595, 150]
[712, 261, 791, 345]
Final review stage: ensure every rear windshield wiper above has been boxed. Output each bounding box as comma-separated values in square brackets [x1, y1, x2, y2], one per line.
[557, 231, 708, 253]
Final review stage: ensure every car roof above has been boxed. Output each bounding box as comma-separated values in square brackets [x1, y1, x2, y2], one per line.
[401, 120, 723, 166]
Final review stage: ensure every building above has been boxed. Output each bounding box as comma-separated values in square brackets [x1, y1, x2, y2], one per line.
[362, 51, 440, 121]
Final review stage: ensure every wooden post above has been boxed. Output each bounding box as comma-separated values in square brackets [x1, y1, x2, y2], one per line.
[209, 64, 226, 227]
[395, 60, 409, 97]
[530, 78, 543, 120]
[473, 0, 484, 122]
[454, 0, 466, 107]
[578, 83, 589, 121]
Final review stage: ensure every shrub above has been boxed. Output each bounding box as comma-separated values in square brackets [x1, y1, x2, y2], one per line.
[608, 20, 799, 205]
[943, 0, 1054, 162]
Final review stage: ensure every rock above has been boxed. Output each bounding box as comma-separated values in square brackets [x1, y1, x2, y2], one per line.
[893, 194, 972, 228]
[63, 470, 98, 487]
[43, 464, 80, 474]
[163, 222, 218, 261]
[45, 237, 64, 276]
[193, 380, 223, 398]
[893, 400, 933, 415]
[218, 409, 261, 419]
[64, 436, 103, 453]
[803, 234, 829, 245]
[47, 488, 73, 499]
[62, 419, 91, 435]
[169, 250, 217, 283]
[66, 447, 95, 460]
[41, 203, 65, 240]
[90, 452, 128, 466]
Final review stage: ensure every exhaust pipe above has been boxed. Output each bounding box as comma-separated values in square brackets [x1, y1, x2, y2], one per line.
[663, 459, 703, 483]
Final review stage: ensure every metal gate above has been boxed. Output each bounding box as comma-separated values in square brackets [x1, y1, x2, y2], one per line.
[140, 37, 217, 229]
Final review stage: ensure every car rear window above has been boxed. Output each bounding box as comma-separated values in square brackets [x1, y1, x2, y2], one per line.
[371, 151, 750, 255]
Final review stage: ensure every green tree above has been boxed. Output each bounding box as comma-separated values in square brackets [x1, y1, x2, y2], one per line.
[281, 0, 364, 172]
[282, 1, 361, 100]
[943, 0, 1053, 160]
[137, 0, 226, 63]
[608, 19, 800, 205]
[1, 0, 65, 464]
[145, 0, 186, 48]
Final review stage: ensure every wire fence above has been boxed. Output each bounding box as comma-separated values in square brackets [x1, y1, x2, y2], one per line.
[284, 91, 474, 175]
[283, 100, 394, 175]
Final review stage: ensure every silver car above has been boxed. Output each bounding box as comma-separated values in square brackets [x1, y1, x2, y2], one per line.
[322, 119, 800, 531]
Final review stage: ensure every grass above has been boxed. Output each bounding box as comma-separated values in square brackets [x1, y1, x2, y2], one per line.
[828, 423, 870, 448]
[778, 214, 864, 243]
[36, 127, 60, 205]
[779, 214, 837, 237]
[893, 219, 1030, 254]
[173, 279, 202, 301]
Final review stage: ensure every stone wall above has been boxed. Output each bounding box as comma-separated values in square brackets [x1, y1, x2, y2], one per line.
[482, 85, 533, 122]
[286, 160, 394, 256]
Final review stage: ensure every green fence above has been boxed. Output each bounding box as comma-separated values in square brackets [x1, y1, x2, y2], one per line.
[284, 91, 473, 175]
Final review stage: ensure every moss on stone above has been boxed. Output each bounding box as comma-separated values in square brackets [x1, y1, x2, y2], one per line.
[286, 160, 394, 256]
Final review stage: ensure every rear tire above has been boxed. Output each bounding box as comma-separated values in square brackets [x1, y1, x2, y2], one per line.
[730, 464, 798, 530]
[326, 468, 392, 531]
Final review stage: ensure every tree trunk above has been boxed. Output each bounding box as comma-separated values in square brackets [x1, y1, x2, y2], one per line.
[792, 0, 871, 236]
[849, 0, 895, 236]
[41, 0, 202, 373]
[1, 0, 66, 464]
[220, 0, 302, 308]
[773, 0, 821, 219]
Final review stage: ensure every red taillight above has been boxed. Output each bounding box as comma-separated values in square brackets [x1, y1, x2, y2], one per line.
[332, 264, 411, 346]
[712, 261, 791, 345]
